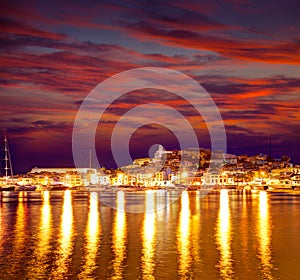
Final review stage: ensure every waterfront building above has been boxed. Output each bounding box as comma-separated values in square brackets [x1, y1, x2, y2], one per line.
[224, 154, 238, 165]
[6, 145, 299, 190]
[110, 171, 136, 186]
[98, 174, 110, 185]
[30, 167, 99, 187]
[16, 176, 34, 186]
[201, 172, 235, 186]
[133, 158, 151, 166]
[30, 167, 96, 174]
[64, 173, 84, 187]
[136, 173, 154, 187]
[33, 174, 54, 186]
[155, 171, 167, 185]
[291, 175, 300, 187]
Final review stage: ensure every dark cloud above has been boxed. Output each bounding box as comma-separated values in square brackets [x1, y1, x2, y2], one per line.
[121, 17, 300, 64]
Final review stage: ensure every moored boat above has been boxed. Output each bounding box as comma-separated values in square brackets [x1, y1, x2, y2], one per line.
[0, 185, 16, 191]
[86, 184, 109, 191]
[0, 132, 16, 191]
[267, 178, 292, 191]
[15, 185, 37, 191]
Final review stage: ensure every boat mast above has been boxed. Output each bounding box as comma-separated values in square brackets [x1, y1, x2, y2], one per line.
[3, 132, 13, 184]
[89, 149, 92, 184]
[89, 149, 92, 170]
[4, 133, 8, 184]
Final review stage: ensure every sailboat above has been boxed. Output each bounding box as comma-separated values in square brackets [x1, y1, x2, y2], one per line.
[0, 132, 16, 191]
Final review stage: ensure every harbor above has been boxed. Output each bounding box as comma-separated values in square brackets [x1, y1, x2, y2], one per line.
[1, 1, 300, 278]
[1, 138, 300, 194]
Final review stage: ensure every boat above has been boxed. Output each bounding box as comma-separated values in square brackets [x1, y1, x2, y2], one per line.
[0, 132, 16, 191]
[248, 178, 268, 190]
[35, 185, 49, 191]
[86, 184, 109, 191]
[15, 185, 37, 191]
[49, 185, 69, 191]
[0, 185, 15, 191]
[267, 178, 293, 191]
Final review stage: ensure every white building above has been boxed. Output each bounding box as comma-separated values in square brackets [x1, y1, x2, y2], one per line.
[30, 167, 96, 175]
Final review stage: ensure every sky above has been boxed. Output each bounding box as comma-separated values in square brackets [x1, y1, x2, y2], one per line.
[1, 0, 300, 173]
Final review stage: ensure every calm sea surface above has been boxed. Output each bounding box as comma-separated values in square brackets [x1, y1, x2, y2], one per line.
[0, 190, 300, 280]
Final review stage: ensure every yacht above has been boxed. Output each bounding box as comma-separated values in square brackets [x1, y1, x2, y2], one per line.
[267, 178, 292, 190]
[0, 133, 16, 191]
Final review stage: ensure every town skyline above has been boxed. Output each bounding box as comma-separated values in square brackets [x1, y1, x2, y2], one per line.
[2, 143, 300, 193]
[1, 139, 298, 175]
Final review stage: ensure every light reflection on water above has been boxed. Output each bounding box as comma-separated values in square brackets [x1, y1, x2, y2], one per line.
[111, 191, 126, 280]
[51, 190, 74, 279]
[258, 191, 274, 280]
[177, 191, 192, 279]
[28, 191, 52, 278]
[0, 190, 299, 279]
[190, 191, 202, 272]
[9, 192, 27, 274]
[216, 189, 233, 279]
[240, 190, 251, 274]
[141, 190, 157, 279]
[78, 192, 101, 279]
[0, 194, 6, 257]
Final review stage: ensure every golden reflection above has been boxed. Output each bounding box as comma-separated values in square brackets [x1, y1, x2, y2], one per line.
[156, 189, 166, 219]
[216, 189, 234, 279]
[240, 190, 250, 272]
[111, 191, 127, 280]
[52, 190, 74, 279]
[191, 192, 201, 266]
[39, 191, 52, 250]
[27, 191, 52, 278]
[0, 198, 4, 255]
[40, 191, 51, 241]
[10, 192, 27, 273]
[165, 191, 170, 217]
[177, 191, 192, 278]
[257, 191, 274, 279]
[18, 190, 28, 202]
[141, 190, 156, 279]
[79, 192, 101, 279]
[195, 190, 201, 213]
[15, 192, 26, 242]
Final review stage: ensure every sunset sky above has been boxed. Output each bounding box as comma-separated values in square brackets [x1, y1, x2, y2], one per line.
[1, 0, 300, 173]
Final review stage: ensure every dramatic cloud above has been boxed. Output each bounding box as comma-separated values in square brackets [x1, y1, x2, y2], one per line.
[0, 0, 299, 172]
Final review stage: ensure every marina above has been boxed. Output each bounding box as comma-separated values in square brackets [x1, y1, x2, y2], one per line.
[1, 136, 300, 193]
[1, 1, 300, 279]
